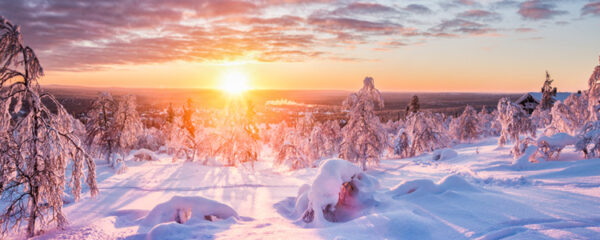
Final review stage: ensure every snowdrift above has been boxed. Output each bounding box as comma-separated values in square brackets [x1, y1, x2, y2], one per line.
[142, 195, 239, 226]
[389, 174, 479, 198]
[294, 159, 379, 227]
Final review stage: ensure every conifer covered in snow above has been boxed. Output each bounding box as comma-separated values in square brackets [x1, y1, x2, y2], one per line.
[340, 77, 386, 170]
[530, 106, 552, 129]
[477, 107, 501, 137]
[496, 98, 536, 146]
[540, 71, 557, 110]
[450, 105, 481, 142]
[406, 95, 420, 113]
[0, 18, 98, 237]
[549, 101, 579, 135]
[587, 56, 600, 121]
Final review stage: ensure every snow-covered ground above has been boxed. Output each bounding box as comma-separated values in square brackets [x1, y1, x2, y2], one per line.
[33, 137, 600, 240]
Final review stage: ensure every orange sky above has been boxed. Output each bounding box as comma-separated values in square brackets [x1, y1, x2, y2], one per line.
[3, 0, 599, 92]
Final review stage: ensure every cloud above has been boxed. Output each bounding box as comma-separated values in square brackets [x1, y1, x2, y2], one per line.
[403, 4, 432, 14]
[518, 0, 567, 20]
[430, 19, 496, 35]
[457, 10, 502, 21]
[582, 1, 600, 16]
[330, 2, 400, 16]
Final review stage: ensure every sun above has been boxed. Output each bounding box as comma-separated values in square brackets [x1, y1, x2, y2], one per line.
[220, 70, 250, 95]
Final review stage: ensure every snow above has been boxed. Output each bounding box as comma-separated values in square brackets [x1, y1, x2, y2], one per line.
[537, 133, 577, 147]
[432, 148, 458, 161]
[28, 136, 600, 240]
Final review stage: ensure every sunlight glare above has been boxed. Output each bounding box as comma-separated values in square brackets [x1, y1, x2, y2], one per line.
[220, 70, 250, 95]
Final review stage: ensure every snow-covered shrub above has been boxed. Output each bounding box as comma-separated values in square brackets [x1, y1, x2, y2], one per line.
[576, 121, 600, 158]
[340, 77, 387, 170]
[132, 148, 159, 161]
[0, 18, 97, 237]
[496, 98, 535, 146]
[536, 133, 576, 160]
[297, 159, 379, 226]
[563, 93, 589, 129]
[450, 105, 481, 142]
[404, 111, 450, 157]
[86, 93, 143, 168]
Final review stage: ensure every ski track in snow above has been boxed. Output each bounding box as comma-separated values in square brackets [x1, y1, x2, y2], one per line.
[25, 137, 600, 240]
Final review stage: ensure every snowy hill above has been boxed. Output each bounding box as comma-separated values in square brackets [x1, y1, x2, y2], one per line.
[28, 136, 600, 240]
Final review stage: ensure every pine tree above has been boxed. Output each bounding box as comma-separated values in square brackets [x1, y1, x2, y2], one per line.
[406, 95, 420, 113]
[540, 71, 556, 110]
[0, 18, 98, 237]
[496, 98, 535, 146]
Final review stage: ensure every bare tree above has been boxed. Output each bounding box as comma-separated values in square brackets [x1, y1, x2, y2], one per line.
[340, 77, 386, 170]
[86, 93, 142, 168]
[0, 18, 98, 237]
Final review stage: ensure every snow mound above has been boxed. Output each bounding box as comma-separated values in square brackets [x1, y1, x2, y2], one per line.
[537, 133, 577, 147]
[389, 174, 478, 198]
[432, 148, 458, 161]
[296, 159, 379, 227]
[131, 148, 159, 161]
[141, 195, 239, 227]
[511, 145, 538, 170]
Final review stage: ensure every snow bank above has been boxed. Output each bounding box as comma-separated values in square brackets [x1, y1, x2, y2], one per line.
[389, 174, 478, 198]
[432, 148, 458, 161]
[537, 132, 577, 147]
[511, 146, 538, 170]
[297, 159, 379, 227]
[131, 148, 159, 161]
[141, 195, 239, 226]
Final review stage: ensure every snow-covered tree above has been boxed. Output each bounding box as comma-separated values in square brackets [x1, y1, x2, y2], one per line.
[576, 121, 600, 158]
[540, 71, 557, 110]
[496, 98, 536, 146]
[549, 101, 579, 135]
[392, 129, 410, 158]
[530, 106, 552, 129]
[404, 111, 450, 157]
[0, 18, 98, 237]
[477, 107, 501, 137]
[86, 93, 142, 167]
[340, 77, 387, 170]
[563, 93, 589, 128]
[406, 95, 420, 113]
[215, 99, 260, 168]
[587, 56, 600, 121]
[450, 105, 481, 142]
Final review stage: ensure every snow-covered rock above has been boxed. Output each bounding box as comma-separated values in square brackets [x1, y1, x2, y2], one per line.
[389, 174, 479, 198]
[131, 148, 159, 161]
[297, 159, 379, 226]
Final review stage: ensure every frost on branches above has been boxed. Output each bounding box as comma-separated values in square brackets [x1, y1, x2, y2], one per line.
[340, 77, 386, 170]
[450, 105, 481, 143]
[403, 111, 450, 157]
[0, 18, 98, 237]
[496, 98, 535, 146]
[86, 93, 142, 168]
[215, 99, 260, 168]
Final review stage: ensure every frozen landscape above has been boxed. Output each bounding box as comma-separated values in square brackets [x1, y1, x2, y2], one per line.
[30, 136, 600, 240]
[2, 1, 600, 239]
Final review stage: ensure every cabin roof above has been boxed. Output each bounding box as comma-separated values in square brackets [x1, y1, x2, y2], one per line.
[516, 92, 573, 105]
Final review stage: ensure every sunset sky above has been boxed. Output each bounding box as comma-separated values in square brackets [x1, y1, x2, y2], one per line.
[1, 0, 599, 92]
